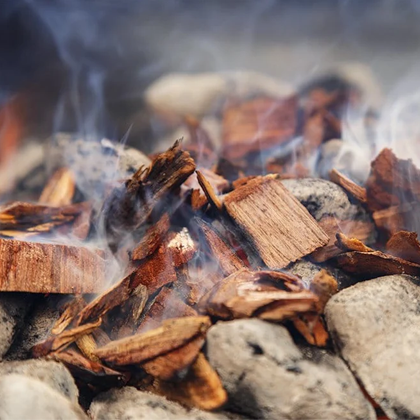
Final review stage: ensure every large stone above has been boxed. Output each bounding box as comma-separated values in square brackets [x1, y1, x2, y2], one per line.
[325, 275, 420, 420]
[0, 294, 33, 359]
[206, 319, 375, 420]
[89, 387, 239, 420]
[0, 374, 86, 420]
[145, 71, 294, 124]
[281, 178, 370, 222]
[0, 359, 78, 403]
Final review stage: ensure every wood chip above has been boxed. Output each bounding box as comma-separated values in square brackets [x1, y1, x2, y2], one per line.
[76, 333, 100, 362]
[0, 238, 105, 293]
[309, 269, 338, 312]
[221, 96, 297, 160]
[196, 170, 223, 211]
[335, 232, 375, 253]
[386, 231, 420, 265]
[52, 296, 87, 335]
[334, 250, 420, 279]
[94, 316, 211, 366]
[154, 353, 227, 410]
[104, 140, 196, 247]
[142, 335, 205, 381]
[167, 228, 196, 267]
[32, 318, 102, 357]
[199, 268, 317, 321]
[131, 214, 170, 261]
[39, 167, 75, 206]
[224, 175, 328, 269]
[310, 216, 374, 262]
[196, 219, 245, 276]
[366, 148, 420, 211]
[293, 316, 329, 347]
[329, 168, 367, 203]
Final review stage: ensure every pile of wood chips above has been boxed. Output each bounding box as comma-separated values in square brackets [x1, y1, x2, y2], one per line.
[2, 88, 420, 413]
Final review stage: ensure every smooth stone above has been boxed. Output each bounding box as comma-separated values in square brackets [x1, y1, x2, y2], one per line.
[89, 387, 240, 420]
[0, 374, 86, 420]
[325, 275, 420, 420]
[206, 319, 375, 420]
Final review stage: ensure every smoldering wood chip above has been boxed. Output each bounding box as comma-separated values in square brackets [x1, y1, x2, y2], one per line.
[223, 174, 329, 269]
[94, 316, 211, 366]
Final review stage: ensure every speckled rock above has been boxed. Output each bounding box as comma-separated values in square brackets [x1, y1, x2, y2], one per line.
[89, 387, 240, 420]
[0, 374, 86, 420]
[0, 359, 78, 403]
[0, 294, 33, 359]
[206, 319, 375, 420]
[325, 275, 420, 420]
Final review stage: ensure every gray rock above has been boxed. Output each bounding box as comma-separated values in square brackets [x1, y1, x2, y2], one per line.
[0, 294, 33, 359]
[0, 374, 86, 420]
[47, 134, 150, 198]
[5, 296, 61, 361]
[207, 319, 375, 420]
[281, 178, 371, 222]
[89, 387, 239, 420]
[286, 259, 322, 287]
[0, 359, 78, 403]
[325, 275, 420, 420]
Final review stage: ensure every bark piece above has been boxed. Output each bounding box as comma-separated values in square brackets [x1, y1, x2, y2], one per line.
[131, 214, 170, 261]
[329, 168, 367, 203]
[32, 319, 102, 357]
[155, 353, 227, 411]
[366, 148, 420, 211]
[221, 96, 297, 160]
[39, 167, 75, 206]
[104, 140, 196, 247]
[310, 217, 375, 262]
[224, 175, 329, 269]
[94, 316, 211, 366]
[335, 232, 374, 253]
[0, 238, 104, 293]
[142, 335, 205, 380]
[196, 170, 223, 211]
[199, 268, 317, 321]
[196, 219, 245, 276]
[334, 251, 420, 279]
[386, 231, 420, 265]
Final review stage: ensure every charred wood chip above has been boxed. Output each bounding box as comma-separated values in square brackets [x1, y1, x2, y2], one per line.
[310, 216, 375, 262]
[335, 232, 375, 253]
[329, 168, 367, 203]
[166, 228, 196, 267]
[195, 218, 245, 277]
[76, 269, 137, 326]
[39, 167, 75, 206]
[334, 250, 420, 279]
[386, 231, 420, 265]
[137, 286, 197, 334]
[0, 238, 105, 293]
[366, 148, 420, 211]
[132, 244, 177, 293]
[152, 353, 227, 410]
[132, 213, 170, 261]
[221, 96, 297, 160]
[199, 268, 317, 321]
[32, 318, 102, 358]
[224, 175, 329, 269]
[94, 316, 211, 367]
[103, 140, 196, 247]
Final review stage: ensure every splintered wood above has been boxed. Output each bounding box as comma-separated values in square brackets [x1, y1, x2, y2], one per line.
[224, 175, 329, 269]
[0, 238, 104, 293]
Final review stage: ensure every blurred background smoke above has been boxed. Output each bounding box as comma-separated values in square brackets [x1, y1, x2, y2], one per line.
[1, 0, 420, 150]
